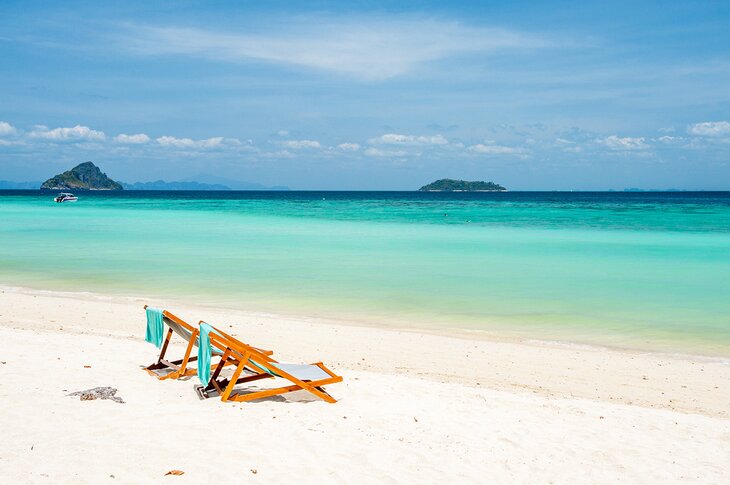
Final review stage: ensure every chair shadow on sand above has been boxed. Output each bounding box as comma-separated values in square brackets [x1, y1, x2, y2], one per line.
[138, 363, 321, 403]
[194, 384, 321, 404]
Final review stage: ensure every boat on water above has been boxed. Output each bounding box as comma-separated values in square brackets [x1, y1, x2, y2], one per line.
[54, 192, 78, 203]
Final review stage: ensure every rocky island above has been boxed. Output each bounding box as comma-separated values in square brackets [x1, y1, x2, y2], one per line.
[40, 162, 123, 190]
[419, 179, 506, 192]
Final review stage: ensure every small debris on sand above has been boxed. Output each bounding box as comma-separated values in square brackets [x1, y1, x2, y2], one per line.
[165, 470, 184, 476]
[67, 386, 125, 404]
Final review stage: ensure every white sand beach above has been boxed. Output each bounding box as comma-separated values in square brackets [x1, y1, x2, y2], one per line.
[1, 286, 729, 484]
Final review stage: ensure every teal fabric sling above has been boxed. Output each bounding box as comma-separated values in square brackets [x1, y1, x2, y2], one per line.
[145, 307, 165, 348]
[198, 323, 222, 385]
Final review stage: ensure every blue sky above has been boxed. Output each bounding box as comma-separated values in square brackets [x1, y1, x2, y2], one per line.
[1, 0, 729, 190]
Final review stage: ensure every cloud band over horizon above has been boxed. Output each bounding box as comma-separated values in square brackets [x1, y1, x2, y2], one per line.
[1, 2, 729, 189]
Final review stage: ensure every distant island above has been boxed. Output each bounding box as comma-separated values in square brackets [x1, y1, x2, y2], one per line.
[419, 179, 506, 192]
[41, 162, 123, 190]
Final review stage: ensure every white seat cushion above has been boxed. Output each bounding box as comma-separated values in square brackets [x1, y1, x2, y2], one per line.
[271, 362, 330, 381]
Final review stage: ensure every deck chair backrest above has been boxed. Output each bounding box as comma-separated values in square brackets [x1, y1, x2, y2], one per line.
[143, 305, 235, 382]
[164, 315, 194, 343]
[163, 311, 227, 356]
[200, 321, 276, 363]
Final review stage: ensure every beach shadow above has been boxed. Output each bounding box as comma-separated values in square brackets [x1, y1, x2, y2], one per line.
[195, 385, 319, 404]
[137, 364, 178, 379]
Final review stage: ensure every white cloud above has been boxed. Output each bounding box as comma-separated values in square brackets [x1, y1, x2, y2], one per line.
[553, 138, 582, 152]
[28, 124, 105, 141]
[337, 143, 360, 151]
[363, 147, 410, 157]
[373, 133, 448, 145]
[259, 149, 295, 159]
[0, 139, 23, 146]
[468, 143, 524, 155]
[156, 135, 227, 148]
[656, 135, 680, 143]
[596, 135, 648, 150]
[114, 133, 150, 144]
[688, 121, 730, 137]
[123, 19, 550, 80]
[281, 139, 321, 149]
[554, 138, 575, 145]
[0, 121, 17, 136]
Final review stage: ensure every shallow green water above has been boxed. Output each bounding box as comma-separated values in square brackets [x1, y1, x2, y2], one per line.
[1, 190, 729, 355]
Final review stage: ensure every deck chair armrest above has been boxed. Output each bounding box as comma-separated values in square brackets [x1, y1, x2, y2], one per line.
[253, 346, 274, 356]
[312, 362, 340, 379]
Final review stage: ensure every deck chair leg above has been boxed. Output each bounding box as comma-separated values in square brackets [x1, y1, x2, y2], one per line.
[205, 350, 231, 396]
[220, 358, 248, 402]
[228, 380, 336, 403]
[302, 384, 337, 403]
[157, 328, 173, 363]
[269, 368, 339, 403]
[212, 349, 230, 380]
[144, 328, 174, 377]
[312, 386, 337, 403]
[227, 376, 339, 403]
[175, 328, 199, 377]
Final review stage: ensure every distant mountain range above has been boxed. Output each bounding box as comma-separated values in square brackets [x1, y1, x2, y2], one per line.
[178, 173, 289, 191]
[0, 180, 43, 189]
[122, 177, 290, 191]
[620, 188, 686, 192]
[122, 180, 231, 191]
[4, 161, 290, 191]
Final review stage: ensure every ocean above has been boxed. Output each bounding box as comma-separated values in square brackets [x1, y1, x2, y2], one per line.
[2, 190, 729, 355]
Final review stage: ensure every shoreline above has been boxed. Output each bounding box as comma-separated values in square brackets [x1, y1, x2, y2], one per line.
[4, 190, 730, 365]
[2, 284, 728, 418]
[3, 282, 729, 362]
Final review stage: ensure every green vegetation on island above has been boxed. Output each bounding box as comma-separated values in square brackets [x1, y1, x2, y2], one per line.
[40, 162, 123, 190]
[418, 179, 506, 192]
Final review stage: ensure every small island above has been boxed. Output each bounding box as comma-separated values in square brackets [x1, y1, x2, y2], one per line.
[40, 162, 123, 191]
[418, 178, 506, 192]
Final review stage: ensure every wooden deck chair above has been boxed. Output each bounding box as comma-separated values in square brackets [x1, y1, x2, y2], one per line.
[142, 306, 271, 380]
[198, 321, 343, 404]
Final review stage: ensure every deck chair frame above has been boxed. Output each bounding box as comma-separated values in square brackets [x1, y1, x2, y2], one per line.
[143, 306, 273, 381]
[200, 322, 343, 404]
[143, 306, 206, 380]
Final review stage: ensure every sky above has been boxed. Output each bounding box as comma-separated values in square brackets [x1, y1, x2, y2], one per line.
[1, 0, 729, 190]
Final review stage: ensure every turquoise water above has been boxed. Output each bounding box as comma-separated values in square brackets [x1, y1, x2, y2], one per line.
[1, 190, 729, 355]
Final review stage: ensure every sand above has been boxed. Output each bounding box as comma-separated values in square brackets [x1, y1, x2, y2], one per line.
[0, 286, 729, 483]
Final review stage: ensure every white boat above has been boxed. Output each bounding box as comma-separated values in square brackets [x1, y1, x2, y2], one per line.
[54, 192, 78, 203]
